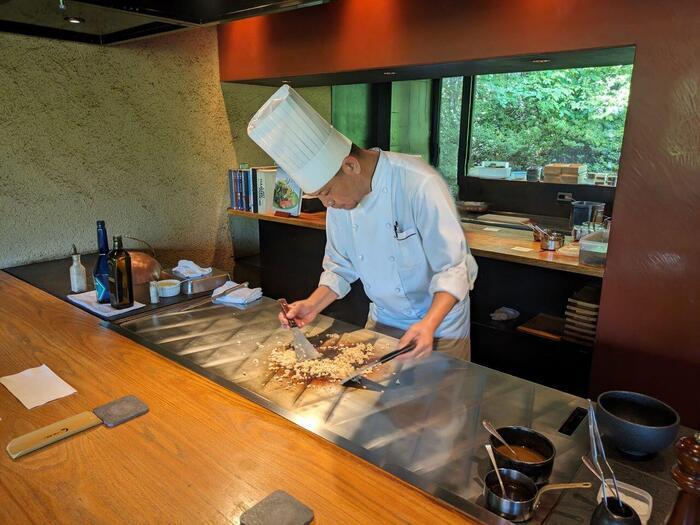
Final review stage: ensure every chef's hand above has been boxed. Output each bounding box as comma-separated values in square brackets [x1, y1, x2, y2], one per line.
[278, 299, 318, 328]
[395, 320, 435, 361]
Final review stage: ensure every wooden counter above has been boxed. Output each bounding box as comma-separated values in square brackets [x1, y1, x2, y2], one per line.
[0, 272, 472, 524]
[228, 208, 604, 278]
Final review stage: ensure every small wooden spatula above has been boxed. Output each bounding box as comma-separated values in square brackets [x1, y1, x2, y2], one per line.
[6, 395, 148, 459]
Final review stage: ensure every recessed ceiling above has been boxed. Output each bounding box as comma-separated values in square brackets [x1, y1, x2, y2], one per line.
[0, 0, 332, 44]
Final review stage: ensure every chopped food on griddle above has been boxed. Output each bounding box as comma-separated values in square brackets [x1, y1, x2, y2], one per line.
[268, 337, 375, 383]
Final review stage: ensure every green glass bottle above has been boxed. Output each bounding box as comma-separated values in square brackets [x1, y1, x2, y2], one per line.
[108, 235, 134, 309]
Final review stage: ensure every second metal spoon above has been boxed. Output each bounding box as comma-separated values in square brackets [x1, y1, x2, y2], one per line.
[581, 455, 615, 493]
[483, 420, 517, 456]
[485, 444, 507, 498]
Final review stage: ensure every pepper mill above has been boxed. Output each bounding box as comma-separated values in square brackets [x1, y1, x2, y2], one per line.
[666, 433, 700, 525]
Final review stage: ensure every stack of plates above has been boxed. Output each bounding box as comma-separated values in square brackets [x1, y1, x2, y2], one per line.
[563, 286, 600, 346]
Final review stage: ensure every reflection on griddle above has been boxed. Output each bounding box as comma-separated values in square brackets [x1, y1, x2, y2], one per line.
[120, 297, 590, 523]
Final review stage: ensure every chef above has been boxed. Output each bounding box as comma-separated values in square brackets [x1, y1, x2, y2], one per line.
[248, 85, 478, 361]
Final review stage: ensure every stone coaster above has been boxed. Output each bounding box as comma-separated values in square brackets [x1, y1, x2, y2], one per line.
[240, 490, 314, 525]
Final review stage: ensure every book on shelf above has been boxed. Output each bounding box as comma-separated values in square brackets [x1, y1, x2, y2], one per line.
[256, 168, 277, 214]
[228, 165, 280, 214]
[272, 167, 302, 217]
[228, 169, 239, 210]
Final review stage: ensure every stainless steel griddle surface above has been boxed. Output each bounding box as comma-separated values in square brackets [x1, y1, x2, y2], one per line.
[112, 297, 591, 523]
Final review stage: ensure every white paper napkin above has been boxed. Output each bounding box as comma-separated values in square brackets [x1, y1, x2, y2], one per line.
[0, 364, 77, 409]
[67, 291, 145, 317]
[172, 260, 212, 278]
[212, 281, 262, 305]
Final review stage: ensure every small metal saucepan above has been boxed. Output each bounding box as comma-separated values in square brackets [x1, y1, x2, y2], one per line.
[540, 232, 564, 251]
[484, 468, 591, 522]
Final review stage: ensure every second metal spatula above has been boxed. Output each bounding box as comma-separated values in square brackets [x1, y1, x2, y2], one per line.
[278, 299, 321, 361]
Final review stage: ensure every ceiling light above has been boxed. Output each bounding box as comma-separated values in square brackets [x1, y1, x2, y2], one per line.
[64, 16, 85, 24]
[531, 58, 551, 64]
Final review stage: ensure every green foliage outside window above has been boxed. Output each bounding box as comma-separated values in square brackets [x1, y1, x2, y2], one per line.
[330, 65, 632, 198]
[469, 65, 633, 173]
[437, 77, 463, 196]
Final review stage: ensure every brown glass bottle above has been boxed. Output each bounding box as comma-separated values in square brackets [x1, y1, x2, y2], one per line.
[108, 235, 134, 309]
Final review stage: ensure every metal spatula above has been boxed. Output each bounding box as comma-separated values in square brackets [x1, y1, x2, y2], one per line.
[340, 341, 417, 385]
[278, 299, 321, 361]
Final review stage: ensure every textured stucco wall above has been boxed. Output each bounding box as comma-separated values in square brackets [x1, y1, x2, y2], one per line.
[221, 83, 331, 258]
[0, 28, 236, 270]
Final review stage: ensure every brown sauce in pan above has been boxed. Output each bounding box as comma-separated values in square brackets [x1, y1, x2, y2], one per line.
[496, 444, 546, 463]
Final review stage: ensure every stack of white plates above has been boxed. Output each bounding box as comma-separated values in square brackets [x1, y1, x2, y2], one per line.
[563, 286, 600, 346]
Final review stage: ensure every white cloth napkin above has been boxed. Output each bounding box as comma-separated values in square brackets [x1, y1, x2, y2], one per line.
[0, 364, 77, 409]
[67, 291, 145, 317]
[212, 281, 262, 305]
[172, 260, 212, 278]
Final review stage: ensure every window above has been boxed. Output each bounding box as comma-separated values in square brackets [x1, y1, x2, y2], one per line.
[332, 79, 462, 196]
[436, 77, 463, 196]
[329, 64, 632, 201]
[390, 79, 432, 161]
[468, 65, 633, 179]
[331, 84, 374, 149]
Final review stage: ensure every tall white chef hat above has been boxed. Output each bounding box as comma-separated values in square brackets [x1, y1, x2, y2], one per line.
[248, 84, 352, 194]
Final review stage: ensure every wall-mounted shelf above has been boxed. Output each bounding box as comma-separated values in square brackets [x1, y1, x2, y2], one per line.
[228, 208, 326, 230]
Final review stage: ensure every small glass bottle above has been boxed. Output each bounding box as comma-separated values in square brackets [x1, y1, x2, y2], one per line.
[149, 281, 160, 304]
[69, 244, 87, 293]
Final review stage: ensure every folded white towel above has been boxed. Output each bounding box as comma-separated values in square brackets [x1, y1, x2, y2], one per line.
[67, 291, 146, 317]
[172, 260, 212, 279]
[212, 281, 263, 305]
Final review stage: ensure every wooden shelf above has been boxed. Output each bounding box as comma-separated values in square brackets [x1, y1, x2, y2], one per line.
[227, 208, 604, 278]
[228, 208, 326, 230]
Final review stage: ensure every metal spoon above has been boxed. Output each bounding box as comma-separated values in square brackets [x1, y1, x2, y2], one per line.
[483, 420, 517, 456]
[581, 455, 615, 493]
[485, 444, 507, 499]
[587, 399, 623, 509]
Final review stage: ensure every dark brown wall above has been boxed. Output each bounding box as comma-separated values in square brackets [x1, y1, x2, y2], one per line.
[218, 0, 700, 426]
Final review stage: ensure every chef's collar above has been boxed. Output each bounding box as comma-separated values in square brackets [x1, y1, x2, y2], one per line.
[355, 149, 386, 209]
[370, 148, 387, 193]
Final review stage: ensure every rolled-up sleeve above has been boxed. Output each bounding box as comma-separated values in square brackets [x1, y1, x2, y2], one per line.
[414, 177, 478, 301]
[318, 212, 358, 299]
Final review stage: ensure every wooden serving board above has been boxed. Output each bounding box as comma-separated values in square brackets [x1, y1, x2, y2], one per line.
[517, 313, 565, 341]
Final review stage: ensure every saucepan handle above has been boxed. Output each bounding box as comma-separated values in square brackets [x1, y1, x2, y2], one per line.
[534, 482, 592, 508]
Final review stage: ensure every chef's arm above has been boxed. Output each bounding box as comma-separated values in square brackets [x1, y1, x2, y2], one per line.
[279, 285, 339, 328]
[397, 292, 457, 359]
[422, 291, 459, 331]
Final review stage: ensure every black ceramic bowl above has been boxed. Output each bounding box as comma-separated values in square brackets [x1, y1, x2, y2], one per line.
[590, 497, 642, 525]
[490, 426, 556, 485]
[596, 391, 680, 456]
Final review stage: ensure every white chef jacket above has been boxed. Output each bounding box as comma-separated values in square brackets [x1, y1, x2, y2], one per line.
[319, 150, 478, 339]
